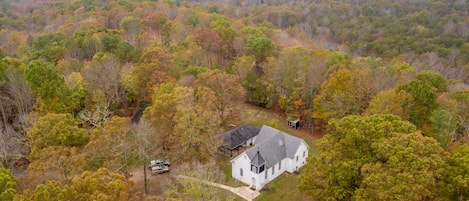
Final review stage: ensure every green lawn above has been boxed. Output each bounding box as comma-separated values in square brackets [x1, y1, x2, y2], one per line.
[254, 172, 313, 201]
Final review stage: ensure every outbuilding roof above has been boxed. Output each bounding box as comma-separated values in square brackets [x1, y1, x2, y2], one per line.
[221, 123, 260, 150]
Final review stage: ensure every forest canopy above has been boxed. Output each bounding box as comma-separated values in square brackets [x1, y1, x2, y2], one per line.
[0, 0, 467, 200]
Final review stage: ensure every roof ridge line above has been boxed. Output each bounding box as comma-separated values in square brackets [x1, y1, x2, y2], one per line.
[256, 129, 283, 146]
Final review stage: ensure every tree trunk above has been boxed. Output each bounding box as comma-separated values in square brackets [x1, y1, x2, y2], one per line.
[144, 162, 148, 194]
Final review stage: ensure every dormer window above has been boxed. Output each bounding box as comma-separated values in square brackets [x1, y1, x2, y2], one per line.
[251, 164, 265, 173]
[251, 165, 257, 173]
[251, 149, 265, 174]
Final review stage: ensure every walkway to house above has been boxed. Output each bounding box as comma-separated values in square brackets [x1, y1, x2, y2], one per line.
[178, 175, 260, 201]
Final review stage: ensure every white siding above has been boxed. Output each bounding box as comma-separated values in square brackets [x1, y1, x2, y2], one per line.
[259, 159, 287, 189]
[292, 141, 309, 171]
[232, 153, 252, 185]
[284, 157, 294, 173]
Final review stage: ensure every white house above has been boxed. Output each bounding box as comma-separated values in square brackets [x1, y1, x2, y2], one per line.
[231, 125, 309, 190]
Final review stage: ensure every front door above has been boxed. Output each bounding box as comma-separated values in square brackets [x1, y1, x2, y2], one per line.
[251, 177, 256, 190]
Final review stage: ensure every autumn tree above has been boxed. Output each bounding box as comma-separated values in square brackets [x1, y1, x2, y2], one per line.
[244, 36, 275, 64]
[185, 12, 200, 28]
[267, 46, 320, 120]
[353, 132, 444, 200]
[192, 27, 221, 69]
[429, 109, 458, 148]
[210, 16, 236, 67]
[27, 146, 85, 182]
[416, 70, 448, 93]
[299, 115, 444, 200]
[312, 69, 355, 129]
[439, 145, 469, 200]
[84, 116, 130, 173]
[366, 89, 414, 121]
[143, 83, 179, 151]
[78, 101, 113, 129]
[128, 119, 158, 193]
[30, 33, 67, 63]
[16, 168, 134, 201]
[397, 80, 439, 127]
[241, 26, 266, 39]
[125, 42, 175, 101]
[144, 83, 224, 161]
[64, 72, 86, 114]
[195, 70, 244, 126]
[82, 52, 126, 110]
[17, 181, 79, 201]
[0, 168, 16, 201]
[143, 12, 165, 33]
[68, 28, 138, 63]
[230, 55, 256, 80]
[172, 87, 223, 161]
[26, 113, 89, 181]
[232, 55, 274, 108]
[25, 60, 67, 113]
[25, 60, 82, 113]
[242, 71, 274, 108]
[0, 59, 32, 168]
[442, 91, 469, 142]
[27, 113, 88, 159]
[71, 168, 134, 201]
[120, 16, 142, 46]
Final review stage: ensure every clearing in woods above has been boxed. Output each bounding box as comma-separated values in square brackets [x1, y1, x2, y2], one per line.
[128, 102, 321, 199]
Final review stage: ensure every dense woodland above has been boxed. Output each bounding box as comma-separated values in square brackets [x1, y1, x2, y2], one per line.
[0, 0, 468, 200]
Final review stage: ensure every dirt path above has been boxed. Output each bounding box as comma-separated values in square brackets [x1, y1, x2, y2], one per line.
[128, 166, 174, 196]
[178, 175, 260, 201]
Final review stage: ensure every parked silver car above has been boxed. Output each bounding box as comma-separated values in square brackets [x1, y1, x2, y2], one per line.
[151, 164, 169, 174]
[149, 159, 170, 175]
[148, 159, 170, 169]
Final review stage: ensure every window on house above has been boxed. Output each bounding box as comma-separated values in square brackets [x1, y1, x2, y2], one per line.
[272, 165, 275, 175]
[265, 170, 267, 179]
[259, 165, 265, 173]
[279, 161, 281, 170]
[296, 156, 298, 161]
[240, 168, 243, 176]
[251, 165, 258, 173]
[303, 151, 305, 157]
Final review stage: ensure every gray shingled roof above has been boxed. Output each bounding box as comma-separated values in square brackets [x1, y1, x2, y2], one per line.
[221, 123, 260, 150]
[251, 150, 265, 166]
[246, 125, 303, 168]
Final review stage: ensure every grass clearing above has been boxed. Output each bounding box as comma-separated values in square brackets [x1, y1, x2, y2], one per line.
[254, 172, 313, 201]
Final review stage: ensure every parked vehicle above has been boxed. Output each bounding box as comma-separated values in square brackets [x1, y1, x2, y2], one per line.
[148, 159, 170, 169]
[151, 165, 169, 175]
[149, 159, 170, 175]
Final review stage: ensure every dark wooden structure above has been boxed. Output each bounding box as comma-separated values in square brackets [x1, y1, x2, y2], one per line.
[287, 119, 300, 129]
[219, 123, 260, 157]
